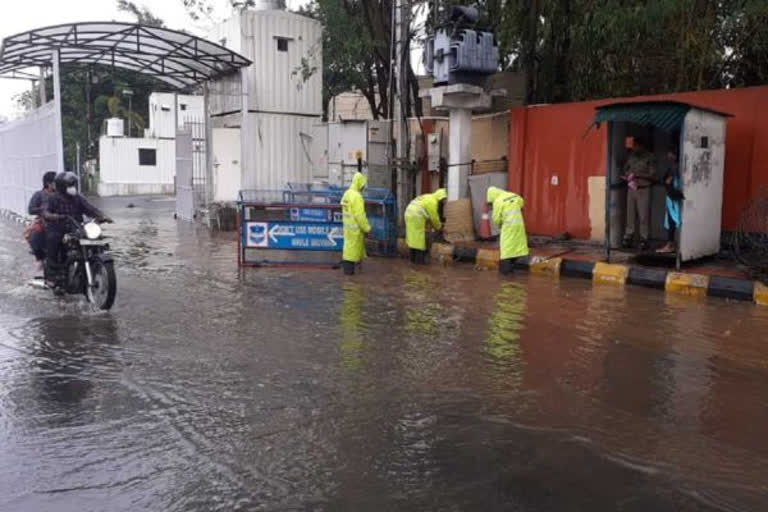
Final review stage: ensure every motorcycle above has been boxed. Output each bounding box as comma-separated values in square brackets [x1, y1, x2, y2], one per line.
[36, 218, 117, 311]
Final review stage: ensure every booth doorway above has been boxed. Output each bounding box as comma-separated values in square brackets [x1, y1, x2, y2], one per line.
[595, 101, 730, 268]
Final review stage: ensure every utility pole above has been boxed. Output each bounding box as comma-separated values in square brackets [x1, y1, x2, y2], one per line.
[86, 67, 92, 160]
[76, 142, 81, 191]
[394, 0, 410, 226]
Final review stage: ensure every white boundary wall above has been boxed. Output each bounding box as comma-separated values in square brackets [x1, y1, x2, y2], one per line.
[0, 102, 61, 217]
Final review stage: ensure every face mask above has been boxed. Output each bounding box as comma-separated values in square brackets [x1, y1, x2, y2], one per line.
[66, 186, 77, 196]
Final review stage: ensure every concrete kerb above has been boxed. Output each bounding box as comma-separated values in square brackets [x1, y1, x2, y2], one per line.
[395, 238, 767, 306]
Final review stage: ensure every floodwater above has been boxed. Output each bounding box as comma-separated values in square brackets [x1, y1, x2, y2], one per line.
[2, 197, 768, 512]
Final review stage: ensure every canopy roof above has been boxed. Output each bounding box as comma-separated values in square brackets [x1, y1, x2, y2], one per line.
[0, 22, 251, 90]
[594, 101, 731, 132]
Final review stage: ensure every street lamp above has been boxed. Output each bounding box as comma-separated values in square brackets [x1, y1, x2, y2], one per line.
[122, 88, 134, 137]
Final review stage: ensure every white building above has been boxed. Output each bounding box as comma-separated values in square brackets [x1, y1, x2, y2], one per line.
[146, 93, 204, 139]
[207, 2, 323, 202]
[98, 93, 203, 196]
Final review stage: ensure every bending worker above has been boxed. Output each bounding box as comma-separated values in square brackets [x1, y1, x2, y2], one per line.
[487, 186, 529, 275]
[340, 172, 371, 275]
[404, 188, 447, 264]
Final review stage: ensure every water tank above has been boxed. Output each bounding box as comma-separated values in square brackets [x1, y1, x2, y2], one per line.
[106, 118, 124, 137]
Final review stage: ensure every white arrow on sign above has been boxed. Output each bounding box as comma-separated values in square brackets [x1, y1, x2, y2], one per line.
[269, 224, 295, 243]
[327, 227, 344, 247]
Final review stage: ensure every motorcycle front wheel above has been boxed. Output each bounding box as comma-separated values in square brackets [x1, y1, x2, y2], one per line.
[86, 259, 117, 310]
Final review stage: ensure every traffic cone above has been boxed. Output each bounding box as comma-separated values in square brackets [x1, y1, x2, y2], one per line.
[479, 203, 492, 239]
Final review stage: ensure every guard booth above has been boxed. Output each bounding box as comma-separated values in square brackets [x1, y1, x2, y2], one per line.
[594, 101, 730, 267]
[238, 184, 396, 267]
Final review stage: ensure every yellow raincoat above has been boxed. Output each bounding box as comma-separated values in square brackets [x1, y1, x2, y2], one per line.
[487, 186, 529, 260]
[341, 172, 371, 263]
[404, 188, 447, 250]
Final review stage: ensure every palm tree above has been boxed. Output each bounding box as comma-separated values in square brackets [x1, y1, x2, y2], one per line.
[100, 95, 145, 137]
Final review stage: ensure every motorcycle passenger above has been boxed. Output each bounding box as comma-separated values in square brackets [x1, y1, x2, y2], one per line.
[42, 172, 112, 285]
[25, 171, 57, 263]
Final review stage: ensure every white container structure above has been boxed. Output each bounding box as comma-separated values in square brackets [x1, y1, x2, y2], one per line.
[146, 93, 204, 139]
[326, 120, 392, 189]
[98, 93, 203, 196]
[99, 137, 176, 196]
[208, 5, 323, 201]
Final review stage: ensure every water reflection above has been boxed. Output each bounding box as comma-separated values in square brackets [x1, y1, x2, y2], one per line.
[27, 316, 120, 421]
[485, 281, 527, 363]
[402, 271, 442, 338]
[340, 281, 366, 372]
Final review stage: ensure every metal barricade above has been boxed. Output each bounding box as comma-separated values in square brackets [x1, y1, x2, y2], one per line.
[237, 185, 397, 267]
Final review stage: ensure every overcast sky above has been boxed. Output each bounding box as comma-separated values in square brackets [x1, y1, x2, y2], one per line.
[0, 0, 306, 119]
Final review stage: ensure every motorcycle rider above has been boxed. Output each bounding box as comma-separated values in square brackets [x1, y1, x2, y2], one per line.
[42, 172, 112, 286]
[25, 171, 57, 264]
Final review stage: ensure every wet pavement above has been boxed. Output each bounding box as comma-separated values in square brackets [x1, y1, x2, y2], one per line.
[2, 196, 768, 511]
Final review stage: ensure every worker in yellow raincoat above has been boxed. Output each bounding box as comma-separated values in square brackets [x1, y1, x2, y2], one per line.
[404, 188, 447, 264]
[487, 186, 529, 275]
[340, 172, 371, 275]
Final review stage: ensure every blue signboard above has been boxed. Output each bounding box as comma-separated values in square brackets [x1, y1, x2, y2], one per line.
[246, 221, 343, 251]
[289, 207, 327, 222]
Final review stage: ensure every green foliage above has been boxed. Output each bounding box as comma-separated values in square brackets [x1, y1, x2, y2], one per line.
[116, 0, 166, 27]
[182, 0, 215, 22]
[490, 0, 768, 103]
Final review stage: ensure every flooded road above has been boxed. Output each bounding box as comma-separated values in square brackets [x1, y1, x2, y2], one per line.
[2, 196, 768, 511]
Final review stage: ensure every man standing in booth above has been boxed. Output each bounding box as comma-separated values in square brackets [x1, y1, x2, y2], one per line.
[621, 138, 656, 251]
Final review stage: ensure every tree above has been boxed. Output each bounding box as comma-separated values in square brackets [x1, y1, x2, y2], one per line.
[298, 0, 425, 121]
[116, 0, 166, 27]
[495, 0, 768, 104]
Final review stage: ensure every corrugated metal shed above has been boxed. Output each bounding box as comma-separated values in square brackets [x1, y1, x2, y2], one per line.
[209, 73, 242, 117]
[207, 15, 244, 116]
[209, 9, 323, 199]
[240, 10, 322, 115]
[240, 113, 316, 190]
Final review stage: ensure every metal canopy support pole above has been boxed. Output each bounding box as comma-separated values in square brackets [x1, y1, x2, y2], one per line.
[52, 50, 65, 174]
[173, 92, 179, 195]
[204, 81, 214, 207]
[38, 66, 46, 107]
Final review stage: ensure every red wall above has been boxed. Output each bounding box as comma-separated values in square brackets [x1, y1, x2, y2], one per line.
[508, 86, 768, 237]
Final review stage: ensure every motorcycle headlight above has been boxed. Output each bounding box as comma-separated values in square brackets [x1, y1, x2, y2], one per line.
[84, 222, 102, 240]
